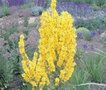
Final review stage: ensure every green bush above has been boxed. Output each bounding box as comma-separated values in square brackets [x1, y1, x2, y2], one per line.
[1, 25, 22, 75]
[2, 6, 10, 16]
[3, 25, 17, 40]
[31, 6, 43, 16]
[57, 0, 106, 7]
[75, 14, 106, 31]
[65, 49, 106, 90]
[19, 2, 35, 9]
[82, 51, 106, 83]
[76, 27, 91, 41]
[0, 6, 10, 17]
[100, 31, 106, 43]
[0, 10, 3, 18]
[23, 17, 29, 27]
[45, 0, 51, 8]
[94, 0, 106, 7]
[0, 54, 13, 89]
[69, 67, 89, 90]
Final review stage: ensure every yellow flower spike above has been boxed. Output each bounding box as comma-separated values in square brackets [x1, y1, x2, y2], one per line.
[39, 0, 76, 83]
[19, 0, 76, 89]
[19, 34, 29, 60]
[51, 0, 56, 9]
[32, 52, 38, 68]
[32, 86, 35, 90]
[51, 0, 58, 16]
[51, 0, 56, 12]
[55, 78, 60, 86]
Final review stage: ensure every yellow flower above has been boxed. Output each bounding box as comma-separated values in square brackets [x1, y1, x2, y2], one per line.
[19, 0, 76, 89]
[55, 78, 60, 86]
[19, 34, 50, 89]
[19, 34, 29, 60]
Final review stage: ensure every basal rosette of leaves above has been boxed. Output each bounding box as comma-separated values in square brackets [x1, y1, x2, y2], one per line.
[19, 0, 76, 90]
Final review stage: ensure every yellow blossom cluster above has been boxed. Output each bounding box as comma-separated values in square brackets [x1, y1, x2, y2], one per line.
[19, 34, 49, 90]
[39, 0, 76, 83]
[19, 0, 76, 89]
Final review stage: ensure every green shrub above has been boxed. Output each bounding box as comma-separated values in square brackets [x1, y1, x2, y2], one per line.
[0, 54, 13, 89]
[67, 49, 106, 90]
[0, 10, 3, 18]
[82, 51, 106, 83]
[3, 25, 17, 40]
[23, 17, 29, 27]
[75, 13, 106, 31]
[100, 32, 106, 41]
[19, 2, 35, 9]
[57, 0, 106, 7]
[1, 25, 22, 75]
[85, 0, 94, 4]
[100, 31, 106, 44]
[45, 0, 51, 8]
[94, 0, 106, 7]
[69, 67, 89, 90]
[0, 50, 22, 89]
[47, 49, 89, 90]
[2, 6, 10, 16]
[31, 6, 43, 16]
[76, 27, 91, 41]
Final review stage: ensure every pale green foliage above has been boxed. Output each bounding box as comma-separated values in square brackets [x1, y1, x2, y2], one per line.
[31, 6, 43, 16]
[0, 54, 13, 89]
[81, 50, 106, 83]
[64, 49, 106, 90]
[24, 17, 29, 27]
[1, 6, 10, 16]
[0, 10, 3, 18]
[19, 2, 35, 9]
[100, 32, 106, 43]
[76, 27, 91, 41]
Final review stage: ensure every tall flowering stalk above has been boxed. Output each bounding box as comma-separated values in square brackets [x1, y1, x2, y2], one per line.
[19, 0, 77, 90]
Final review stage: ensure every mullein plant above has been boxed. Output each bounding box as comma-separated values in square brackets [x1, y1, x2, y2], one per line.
[19, 0, 77, 90]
